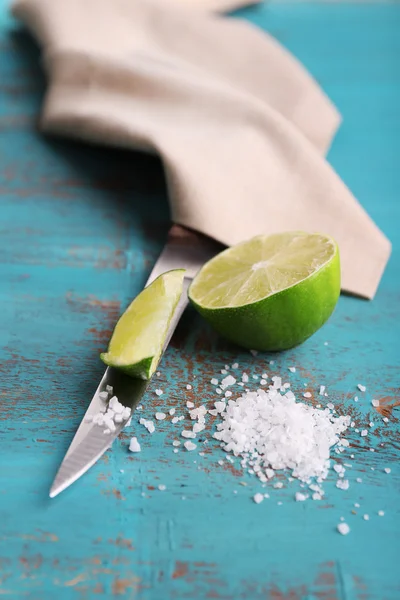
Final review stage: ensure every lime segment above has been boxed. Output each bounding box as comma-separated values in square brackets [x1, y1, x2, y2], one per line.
[189, 232, 340, 351]
[101, 269, 185, 379]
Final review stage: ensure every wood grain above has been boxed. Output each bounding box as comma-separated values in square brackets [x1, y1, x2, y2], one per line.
[0, 1, 399, 598]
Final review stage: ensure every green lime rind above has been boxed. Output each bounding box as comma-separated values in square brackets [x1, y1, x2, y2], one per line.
[100, 269, 185, 379]
[189, 233, 340, 352]
[100, 354, 154, 380]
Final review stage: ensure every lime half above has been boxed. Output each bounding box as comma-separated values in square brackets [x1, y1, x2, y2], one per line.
[101, 269, 185, 379]
[189, 232, 340, 351]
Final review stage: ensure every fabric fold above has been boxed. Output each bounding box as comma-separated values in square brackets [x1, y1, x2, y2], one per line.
[12, 0, 391, 298]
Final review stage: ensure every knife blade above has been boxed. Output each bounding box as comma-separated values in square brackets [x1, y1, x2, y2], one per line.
[49, 225, 223, 498]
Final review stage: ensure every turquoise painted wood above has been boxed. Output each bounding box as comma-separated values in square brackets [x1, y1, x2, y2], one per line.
[0, 1, 399, 598]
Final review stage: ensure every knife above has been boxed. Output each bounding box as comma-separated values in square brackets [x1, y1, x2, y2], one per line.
[49, 225, 223, 498]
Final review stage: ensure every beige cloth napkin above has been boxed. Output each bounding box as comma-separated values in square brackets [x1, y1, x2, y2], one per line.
[12, 0, 391, 299]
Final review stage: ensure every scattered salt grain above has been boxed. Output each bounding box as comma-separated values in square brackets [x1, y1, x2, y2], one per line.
[225, 390, 232, 398]
[242, 373, 249, 383]
[169, 408, 176, 416]
[274, 482, 283, 489]
[173, 449, 179, 454]
[289, 367, 296, 373]
[156, 372, 161, 377]
[319, 386, 326, 396]
[171, 417, 179, 424]
[337, 523, 350, 535]
[193, 422, 205, 433]
[172, 440, 181, 447]
[184, 441, 197, 451]
[106, 385, 113, 394]
[214, 401, 226, 413]
[158, 484, 166, 491]
[312, 493, 322, 500]
[181, 430, 196, 439]
[211, 378, 218, 385]
[155, 389, 163, 396]
[378, 510, 385, 517]
[129, 437, 141, 453]
[208, 409, 218, 417]
[354, 396, 358, 402]
[295, 492, 307, 502]
[354, 503, 360, 508]
[360, 430, 368, 437]
[155, 412, 166, 421]
[186, 401, 195, 409]
[357, 384, 366, 392]
[260, 379, 267, 386]
[336, 479, 349, 491]
[363, 514, 369, 521]
[253, 493, 264, 504]
[221, 375, 236, 389]
[232, 363, 239, 369]
[99, 391, 108, 401]
[186, 384, 192, 390]
[303, 392, 312, 399]
[356, 478, 363, 483]
[383, 417, 389, 423]
[372, 399, 379, 407]
[384, 468, 391, 474]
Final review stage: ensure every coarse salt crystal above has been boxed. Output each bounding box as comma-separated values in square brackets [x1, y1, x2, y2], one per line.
[383, 417, 389, 423]
[171, 417, 179, 424]
[99, 391, 108, 401]
[186, 401, 195, 409]
[221, 369, 228, 375]
[274, 482, 283, 489]
[193, 422, 205, 433]
[232, 363, 239, 369]
[242, 373, 249, 383]
[289, 367, 296, 373]
[295, 492, 307, 502]
[312, 493, 322, 500]
[356, 478, 363, 483]
[384, 468, 391, 474]
[372, 399, 379, 407]
[186, 384, 192, 390]
[214, 401, 226, 413]
[129, 437, 141, 452]
[253, 493, 264, 504]
[155, 412, 166, 420]
[155, 389, 163, 396]
[378, 510, 385, 516]
[337, 523, 350, 535]
[173, 449, 179, 454]
[172, 440, 181, 447]
[360, 430, 368, 437]
[357, 384, 366, 392]
[184, 441, 196, 451]
[221, 375, 236, 389]
[181, 430, 196, 439]
[336, 479, 349, 490]
[319, 386, 326, 396]
[303, 392, 312, 399]
[158, 484, 166, 491]
[225, 391, 232, 398]
[169, 408, 176, 416]
[211, 378, 218, 385]
[208, 409, 218, 416]
[363, 514, 369, 521]
[106, 385, 113, 394]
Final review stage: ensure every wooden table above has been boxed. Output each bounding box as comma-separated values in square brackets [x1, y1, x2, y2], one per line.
[0, 1, 399, 598]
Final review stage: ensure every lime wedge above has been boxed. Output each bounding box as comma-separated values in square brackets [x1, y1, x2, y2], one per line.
[189, 232, 340, 351]
[101, 269, 185, 379]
